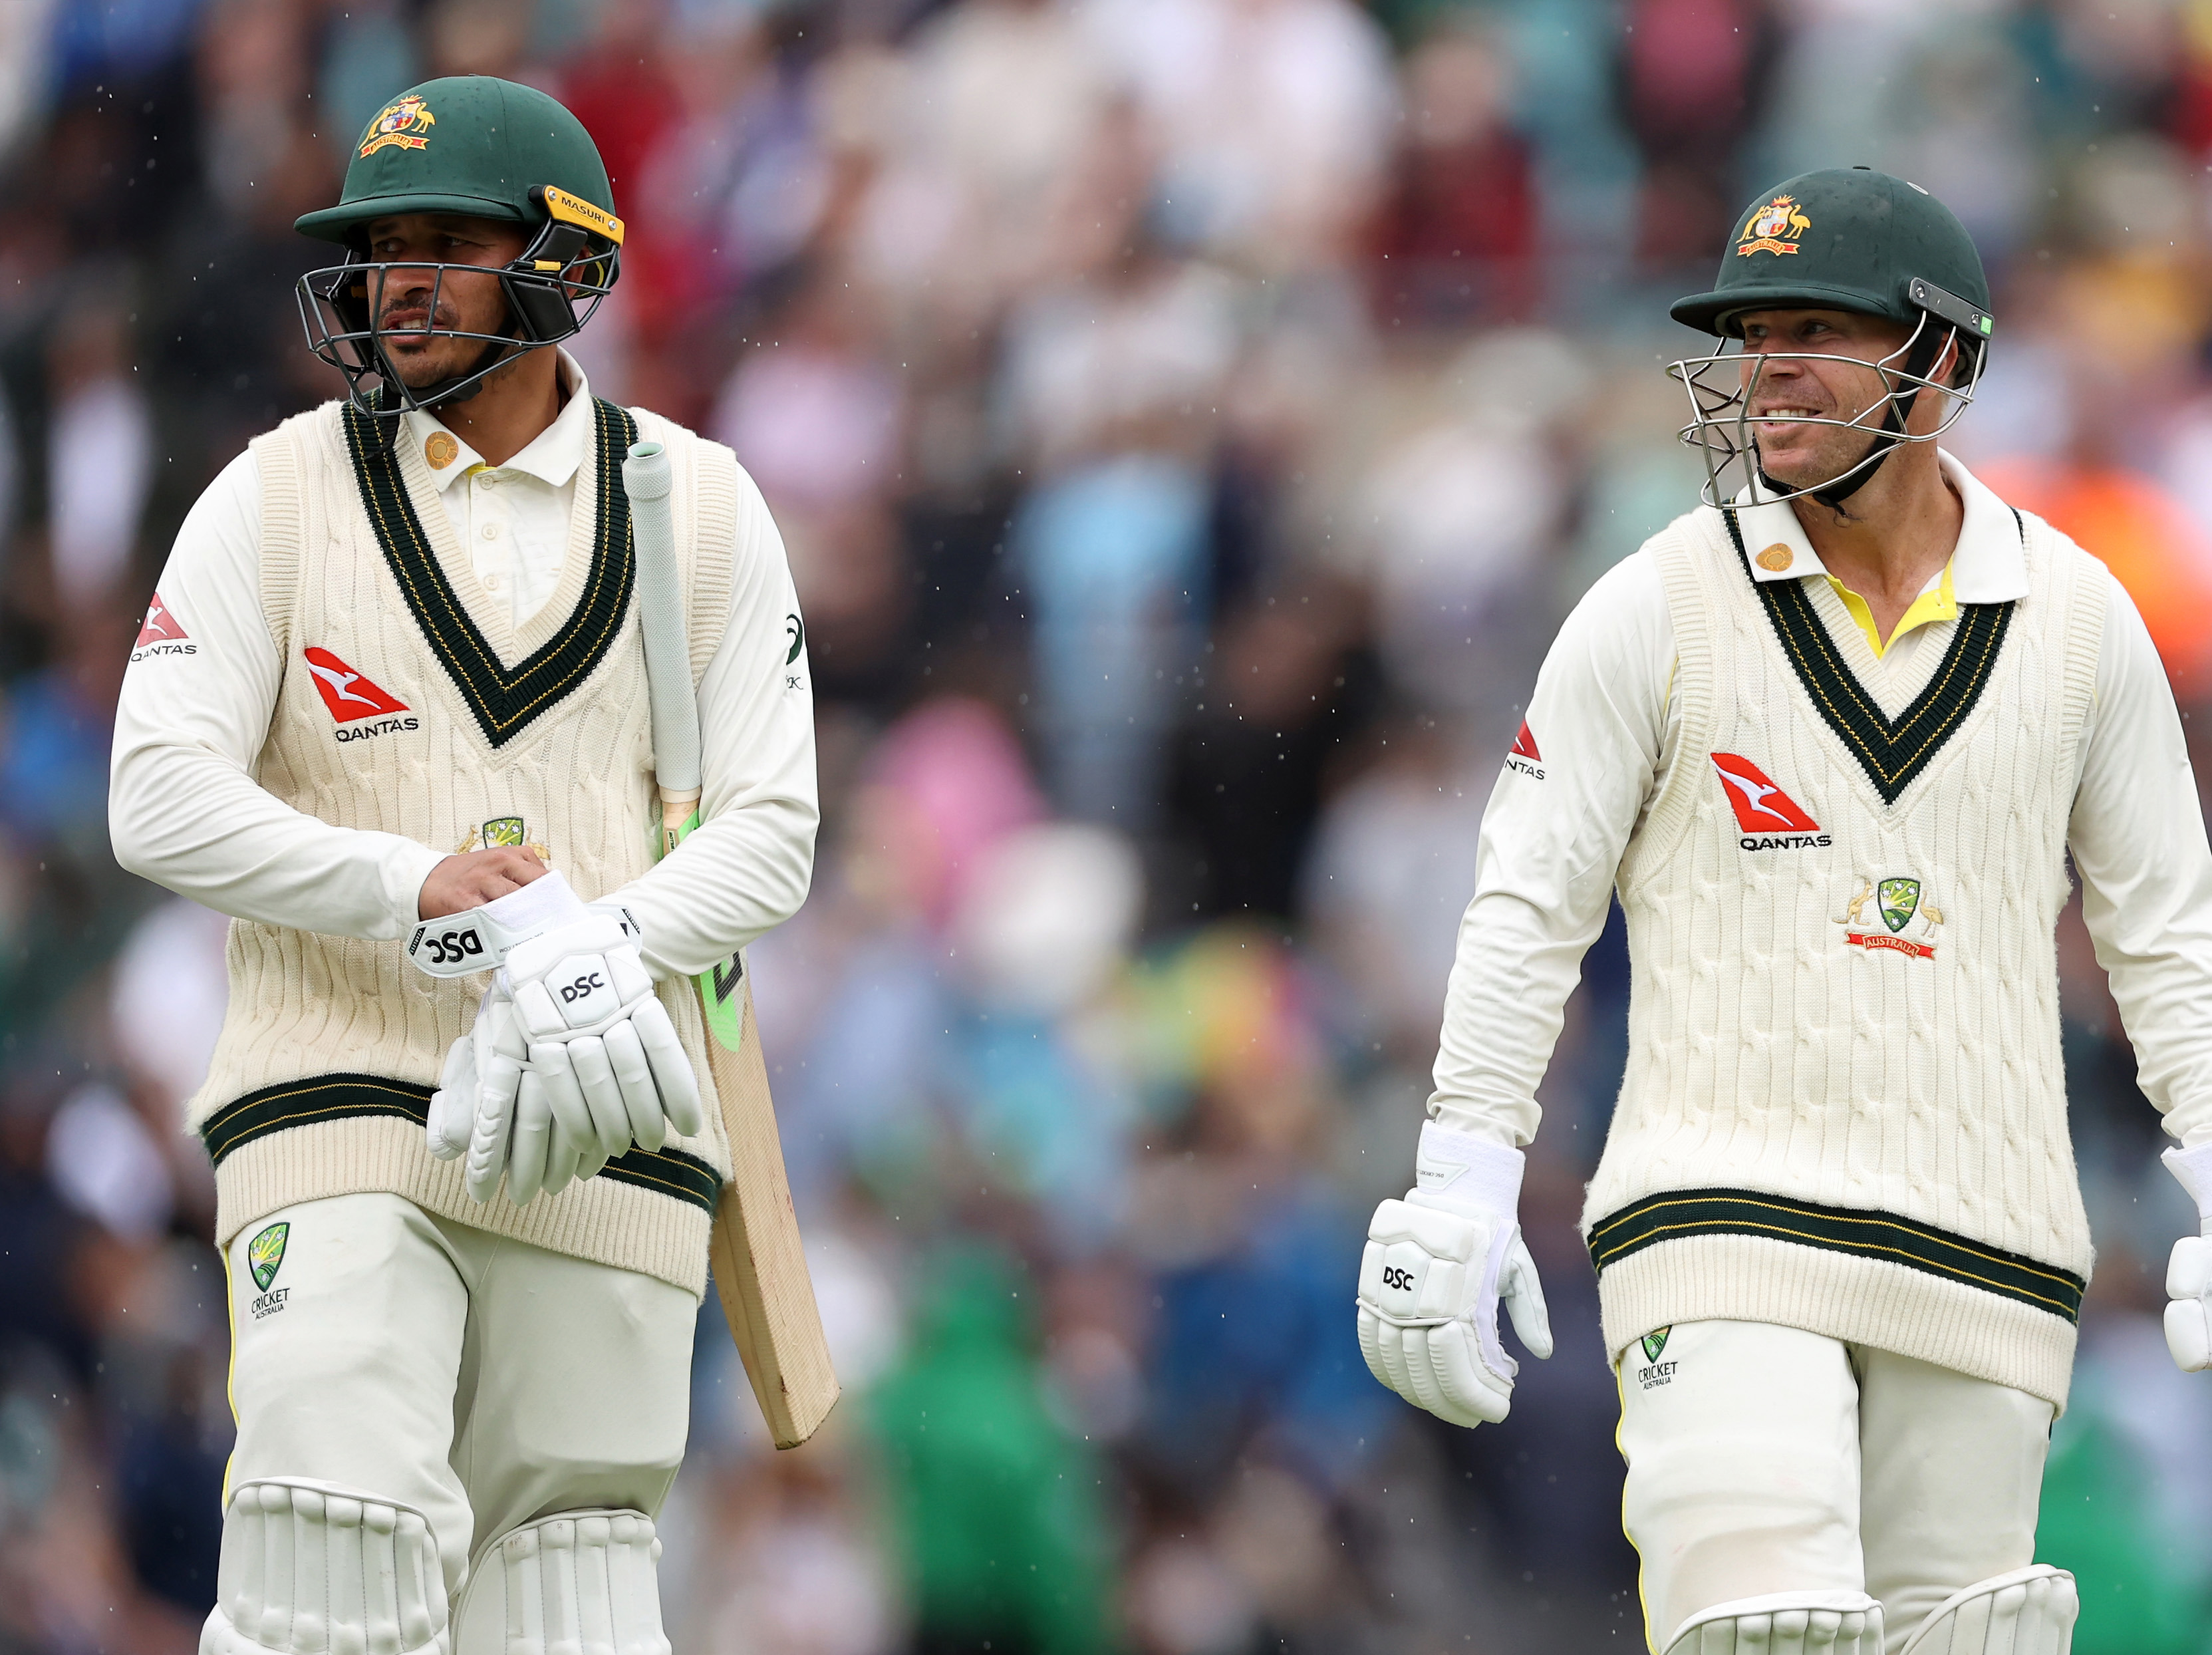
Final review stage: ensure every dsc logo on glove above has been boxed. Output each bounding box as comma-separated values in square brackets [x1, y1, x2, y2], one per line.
[426, 929, 484, 966]
[561, 973, 606, 1004]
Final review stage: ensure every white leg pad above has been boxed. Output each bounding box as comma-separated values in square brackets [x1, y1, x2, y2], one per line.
[1665, 1592, 1885, 1655]
[200, 1477, 450, 1655]
[452, 1509, 669, 1655]
[1897, 1566, 2077, 1655]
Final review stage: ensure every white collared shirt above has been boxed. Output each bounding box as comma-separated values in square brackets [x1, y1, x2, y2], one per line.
[108, 352, 819, 980]
[1429, 449, 2212, 1153]
[1729, 450, 2026, 695]
[400, 362, 599, 625]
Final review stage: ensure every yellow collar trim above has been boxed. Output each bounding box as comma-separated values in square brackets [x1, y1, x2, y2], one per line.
[1824, 560, 1956, 659]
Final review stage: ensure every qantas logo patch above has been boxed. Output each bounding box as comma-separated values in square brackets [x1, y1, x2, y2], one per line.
[1506, 720, 1544, 780]
[303, 647, 418, 740]
[130, 593, 196, 661]
[1711, 752, 1829, 850]
[137, 594, 186, 645]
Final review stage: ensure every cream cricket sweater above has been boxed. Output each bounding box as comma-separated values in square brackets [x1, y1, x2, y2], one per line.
[1588, 502, 2098, 1406]
[1428, 453, 2212, 1410]
[184, 396, 736, 1294]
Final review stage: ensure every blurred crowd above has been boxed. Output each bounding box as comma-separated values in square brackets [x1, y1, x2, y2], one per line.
[7, 0, 2212, 1650]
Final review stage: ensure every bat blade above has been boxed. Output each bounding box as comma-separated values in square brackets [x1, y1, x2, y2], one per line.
[624, 436, 838, 1447]
[703, 975, 840, 1448]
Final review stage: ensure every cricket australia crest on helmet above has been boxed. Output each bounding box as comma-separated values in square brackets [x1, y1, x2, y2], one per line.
[1737, 194, 1810, 257]
[360, 94, 436, 158]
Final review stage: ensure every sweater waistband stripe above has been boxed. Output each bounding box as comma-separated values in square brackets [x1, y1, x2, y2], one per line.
[1589, 1188, 2085, 1324]
[199, 1073, 722, 1214]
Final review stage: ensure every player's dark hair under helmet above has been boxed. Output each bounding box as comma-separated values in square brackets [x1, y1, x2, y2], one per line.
[1667, 168, 1994, 510]
[293, 76, 622, 418]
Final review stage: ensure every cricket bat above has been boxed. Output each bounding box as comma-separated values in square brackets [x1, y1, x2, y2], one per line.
[623, 440, 839, 1449]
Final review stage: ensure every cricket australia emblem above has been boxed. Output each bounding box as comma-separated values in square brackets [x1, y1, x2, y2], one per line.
[246, 1221, 291, 1319]
[454, 817, 553, 862]
[360, 95, 436, 158]
[1737, 194, 1810, 258]
[1632, 1326, 1677, 1390]
[1839, 875, 1943, 959]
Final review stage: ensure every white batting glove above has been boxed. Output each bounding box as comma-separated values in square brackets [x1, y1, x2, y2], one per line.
[1357, 1122, 1553, 1428]
[424, 977, 529, 1202]
[416, 875, 698, 1206]
[2163, 1144, 2212, 1372]
[503, 906, 703, 1176]
[425, 1020, 476, 1161]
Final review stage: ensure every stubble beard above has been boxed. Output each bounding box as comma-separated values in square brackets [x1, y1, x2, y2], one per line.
[382, 325, 514, 391]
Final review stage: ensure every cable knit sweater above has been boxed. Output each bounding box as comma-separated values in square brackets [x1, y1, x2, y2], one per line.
[186, 397, 736, 1294]
[1426, 453, 2212, 1410]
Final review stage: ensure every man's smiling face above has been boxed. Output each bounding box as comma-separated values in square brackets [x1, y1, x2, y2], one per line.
[1732, 308, 1959, 492]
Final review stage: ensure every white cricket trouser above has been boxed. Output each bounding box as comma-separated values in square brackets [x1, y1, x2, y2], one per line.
[1617, 1319, 2054, 1654]
[221, 1191, 698, 1602]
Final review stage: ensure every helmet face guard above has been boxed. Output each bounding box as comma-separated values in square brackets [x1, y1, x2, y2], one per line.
[1666, 283, 1989, 510]
[295, 185, 621, 418]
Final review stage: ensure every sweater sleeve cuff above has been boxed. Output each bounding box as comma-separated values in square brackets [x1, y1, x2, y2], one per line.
[381, 837, 452, 939]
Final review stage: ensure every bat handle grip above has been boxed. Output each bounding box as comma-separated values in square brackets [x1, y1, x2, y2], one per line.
[658, 786, 701, 855]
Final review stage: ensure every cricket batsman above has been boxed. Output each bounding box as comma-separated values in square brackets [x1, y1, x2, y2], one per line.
[1353, 168, 2212, 1653]
[108, 77, 816, 1654]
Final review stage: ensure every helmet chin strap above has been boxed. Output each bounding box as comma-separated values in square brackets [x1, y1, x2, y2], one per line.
[1758, 321, 1957, 512]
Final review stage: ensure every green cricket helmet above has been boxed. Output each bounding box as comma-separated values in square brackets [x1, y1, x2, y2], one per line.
[1665, 168, 1993, 508]
[293, 76, 624, 417]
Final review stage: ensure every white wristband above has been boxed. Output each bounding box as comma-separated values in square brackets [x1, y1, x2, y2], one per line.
[406, 871, 591, 978]
[1410, 1120, 1524, 1221]
[2163, 1143, 2212, 1227]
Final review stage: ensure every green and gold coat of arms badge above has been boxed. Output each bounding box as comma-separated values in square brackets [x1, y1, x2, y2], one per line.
[247, 1222, 289, 1291]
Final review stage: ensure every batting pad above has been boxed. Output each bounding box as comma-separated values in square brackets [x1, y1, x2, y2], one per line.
[1897, 1566, 2077, 1655]
[452, 1509, 668, 1655]
[1665, 1592, 1883, 1655]
[200, 1477, 448, 1655]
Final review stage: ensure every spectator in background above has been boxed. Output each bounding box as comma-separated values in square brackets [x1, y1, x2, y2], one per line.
[1301, 710, 1485, 1064]
[1615, 0, 1776, 268]
[1003, 219, 1236, 826]
[1082, 0, 1398, 271]
[714, 281, 909, 688]
[871, 1244, 1117, 1655]
[1371, 18, 1537, 328]
[45, 295, 152, 618]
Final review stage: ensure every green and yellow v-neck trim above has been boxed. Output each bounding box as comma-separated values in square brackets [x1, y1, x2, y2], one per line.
[1723, 506, 2016, 807]
[342, 396, 637, 750]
